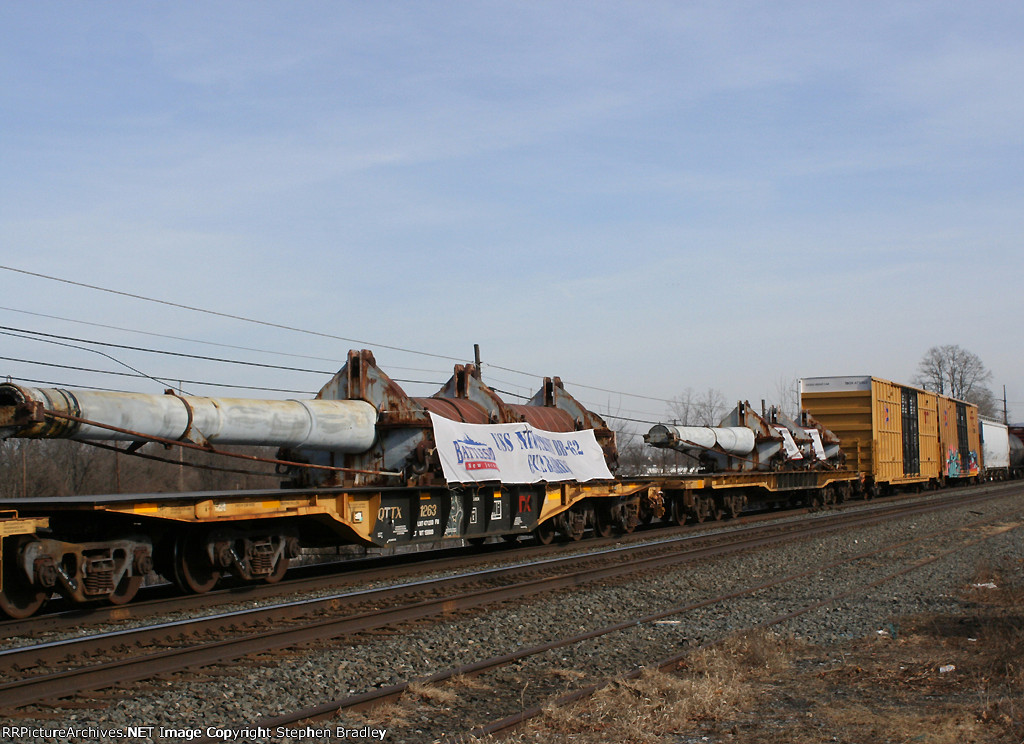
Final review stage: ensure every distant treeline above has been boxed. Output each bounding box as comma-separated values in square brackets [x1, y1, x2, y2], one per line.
[0, 439, 280, 499]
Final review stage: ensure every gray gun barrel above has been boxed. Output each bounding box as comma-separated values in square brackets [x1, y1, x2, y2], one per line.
[646, 423, 755, 456]
[0, 383, 377, 452]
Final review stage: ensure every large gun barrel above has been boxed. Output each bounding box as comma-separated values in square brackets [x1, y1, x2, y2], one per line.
[646, 401, 845, 472]
[0, 383, 378, 452]
[1, 349, 617, 488]
[645, 424, 755, 455]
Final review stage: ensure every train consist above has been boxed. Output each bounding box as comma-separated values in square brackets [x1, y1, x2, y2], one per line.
[0, 351, 1020, 618]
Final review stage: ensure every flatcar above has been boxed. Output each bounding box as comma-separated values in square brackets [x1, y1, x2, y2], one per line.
[0, 353, 1013, 618]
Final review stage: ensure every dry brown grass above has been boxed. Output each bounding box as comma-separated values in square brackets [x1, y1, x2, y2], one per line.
[407, 681, 460, 705]
[349, 700, 412, 729]
[487, 630, 796, 744]
[341, 681, 460, 731]
[449, 673, 494, 691]
[475, 559, 1024, 744]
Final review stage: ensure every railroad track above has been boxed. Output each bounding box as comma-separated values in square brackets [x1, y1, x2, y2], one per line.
[0, 479, 993, 640]
[233, 486, 1024, 743]
[2, 483, 1019, 717]
[0, 497, 833, 639]
[469, 511, 1023, 741]
[1, 505, 782, 638]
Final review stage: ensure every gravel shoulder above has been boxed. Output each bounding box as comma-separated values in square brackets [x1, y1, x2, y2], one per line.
[496, 554, 1024, 744]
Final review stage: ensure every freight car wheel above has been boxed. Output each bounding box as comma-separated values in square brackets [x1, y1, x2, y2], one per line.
[533, 519, 556, 545]
[171, 534, 221, 594]
[725, 495, 741, 519]
[0, 537, 47, 619]
[263, 556, 289, 584]
[108, 575, 143, 605]
[562, 507, 586, 542]
[637, 502, 654, 526]
[671, 497, 690, 526]
[617, 504, 638, 534]
[696, 496, 718, 522]
[593, 506, 614, 538]
[0, 580, 46, 619]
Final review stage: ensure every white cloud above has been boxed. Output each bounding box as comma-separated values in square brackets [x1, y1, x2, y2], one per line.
[2, 2, 1023, 418]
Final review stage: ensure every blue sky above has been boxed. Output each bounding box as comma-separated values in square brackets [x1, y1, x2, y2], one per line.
[2, 2, 1023, 427]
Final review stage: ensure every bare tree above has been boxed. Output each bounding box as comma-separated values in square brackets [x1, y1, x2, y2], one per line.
[669, 387, 726, 426]
[0, 439, 25, 498]
[916, 344, 997, 417]
[774, 375, 800, 418]
[966, 386, 999, 419]
[668, 388, 697, 425]
[694, 388, 727, 426]
[611, 422, 654, 476]
[0, 437, 280, 499]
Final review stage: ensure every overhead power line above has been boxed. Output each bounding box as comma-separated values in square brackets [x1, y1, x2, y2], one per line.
[1, 264, 675, 407]
[0, 305, 349, 365]
[1, 329, 191, 393]
[0, 355, 318, 395]
[0, 305, 452, 375]
[1, 264, 463, 362]
[1, 326, 333, 376]
[3, 376, 132, 393]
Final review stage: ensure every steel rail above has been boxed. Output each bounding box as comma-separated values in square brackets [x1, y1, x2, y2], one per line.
[194, 494, 1022, 742]
[469, 514, 1024, 740]
[0, 487, 1012, 711]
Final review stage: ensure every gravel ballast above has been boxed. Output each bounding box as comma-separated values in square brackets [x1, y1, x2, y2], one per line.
[6, 488, 1023, 744]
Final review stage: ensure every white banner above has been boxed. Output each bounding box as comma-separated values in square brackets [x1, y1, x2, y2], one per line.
[429, 413, 614, 484]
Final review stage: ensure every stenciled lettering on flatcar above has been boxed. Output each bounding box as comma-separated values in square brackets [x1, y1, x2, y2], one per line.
[518, 492, 532, 513]
[378, 505, 403, 521]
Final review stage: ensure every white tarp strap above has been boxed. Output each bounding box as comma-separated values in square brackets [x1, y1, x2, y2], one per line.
[773, 426, 804, 460]
[804, 428, 827, 460]
[429, 412, 613, 484]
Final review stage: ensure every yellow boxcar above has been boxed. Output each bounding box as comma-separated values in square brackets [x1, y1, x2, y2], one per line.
[936, 394, 981, 479]
[800, 376, 942, 491]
